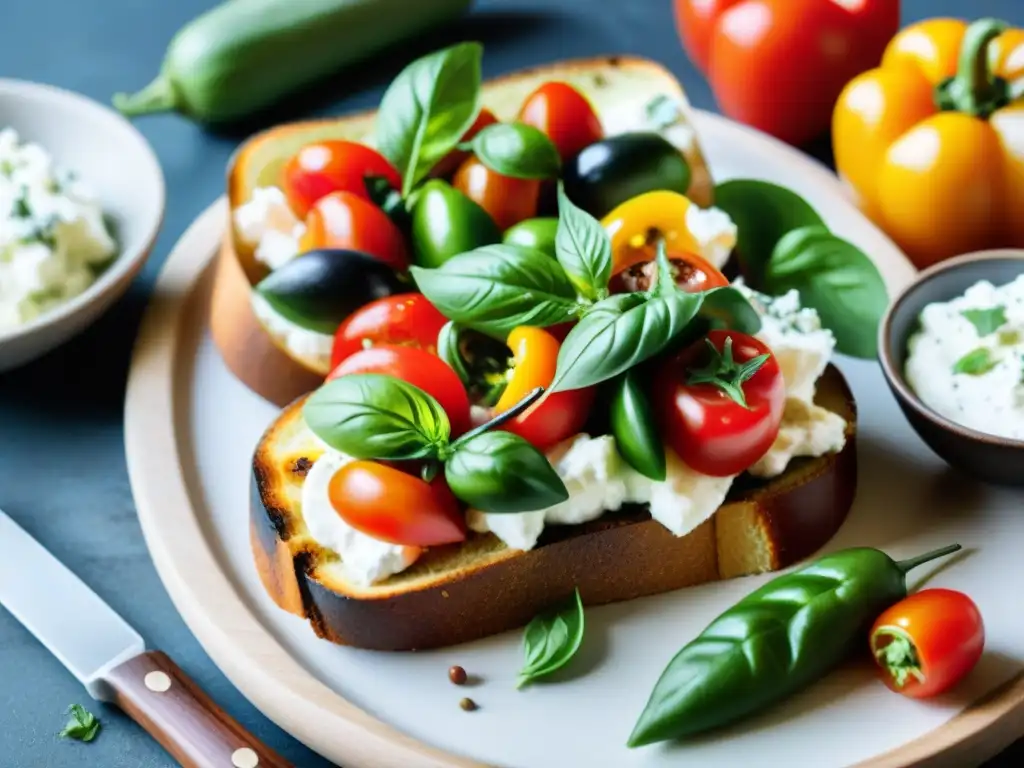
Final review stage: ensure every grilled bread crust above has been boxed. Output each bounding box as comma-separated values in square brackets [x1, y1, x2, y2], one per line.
[250, 366, 857, 651]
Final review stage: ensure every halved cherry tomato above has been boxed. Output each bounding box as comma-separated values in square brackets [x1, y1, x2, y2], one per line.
[601, 191, 707, 275]
[328, 460, 466, 547]
[326, 345, 472, 437]
[870, 589, 985, 699]
[433, 108, 499, 179]
[491, 326, 595, 451]
[330, 294, 448, 370]
[281, 140, 401, 218]
[655, 330, 785, 476]
[608, 251, 728, 295]
[518, 81, 603, 161]
[299, 191, 409, 272]
[453, 156, 540, 231]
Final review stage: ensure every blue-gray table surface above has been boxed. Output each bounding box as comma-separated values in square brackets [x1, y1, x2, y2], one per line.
[1, 0, 1021, 765]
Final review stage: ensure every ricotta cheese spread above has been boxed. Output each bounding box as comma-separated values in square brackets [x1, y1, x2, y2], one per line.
[905, 275, 1024, 440]
[0, 128, 117, 332]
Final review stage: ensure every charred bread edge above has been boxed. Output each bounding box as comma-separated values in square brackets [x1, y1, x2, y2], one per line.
[211, 55, 715, 407]
[249, 365, 857, 651]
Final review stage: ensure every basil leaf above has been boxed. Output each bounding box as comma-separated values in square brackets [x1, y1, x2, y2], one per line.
[375, 42, 483, 196]
[962, 306, 1007, 337]
[444, 430, 568, 513]
[714, 180, 825, 286]
[303, 373, 450, 459]
[698, 286, 761, 335]
[410, 244, 580, 339]
[517, 588, 585, 687]
[555, 183, 612, 301]
[765, 226, 888, 358]
[465, 122, 561, 179]
[59, 704, 100, 742]
[952, 347, 997, 375]
[551, 290, 704, 393]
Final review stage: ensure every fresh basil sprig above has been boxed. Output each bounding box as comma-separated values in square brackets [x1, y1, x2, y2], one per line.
[410, 244, 581, 339]
[303, 374, 450, 459]
[551, 244, 704, 393]
[375, 42, 483, 196]
[461, 122, 561, 179]
[517, 588, 585, 688]
[59, 704, 100, 742]
[555, 182, 612, 302]
[766, 225, 888, 358]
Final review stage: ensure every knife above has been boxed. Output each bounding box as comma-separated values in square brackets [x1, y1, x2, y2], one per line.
[0, 509, 292, 768]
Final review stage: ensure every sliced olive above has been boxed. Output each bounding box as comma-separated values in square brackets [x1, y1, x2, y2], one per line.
[562, 132, 691, 219]
[255, 248, 408, 334]
[503, 217, 558, 258]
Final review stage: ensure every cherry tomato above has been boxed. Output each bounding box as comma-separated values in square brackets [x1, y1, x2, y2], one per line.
[328, 461, 466, 547]
[433, 108, 499, 178]
[870, 589, 985, 699]
[608, 251, 728, 295]
[453, 156, 540, 231]
[601, 191, 709, 275]
[330, 294, 448, 370]
[491, 326, 595, 451]
[281, 140, 401, 218]
[518, 81, 603, 161]
[299, 191, 409, 272]
[655, 330, 785, 476]
[326, 345, 472, 438]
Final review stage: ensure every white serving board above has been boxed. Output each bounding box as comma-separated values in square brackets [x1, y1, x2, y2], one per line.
[125, 111, 1024, 768]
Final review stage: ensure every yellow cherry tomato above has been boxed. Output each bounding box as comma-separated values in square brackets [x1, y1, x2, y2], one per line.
[600, 190, 703, 275]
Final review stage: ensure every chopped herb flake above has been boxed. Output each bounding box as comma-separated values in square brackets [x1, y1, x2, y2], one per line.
[953, 347, 997, 375]
[962, 306, 1007, 337]
[59, 704, 100, 742]
[0, 159, 12, 176]
[12, 188, 30, 218]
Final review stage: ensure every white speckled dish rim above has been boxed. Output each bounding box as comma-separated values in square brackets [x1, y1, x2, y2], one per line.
[124, 110, 1024, 768]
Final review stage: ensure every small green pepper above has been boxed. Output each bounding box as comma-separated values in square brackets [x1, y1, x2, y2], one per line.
[411, 179, 500, 268]
[609, 369, 665, 481]
[503, 217, 558, 258]
[628, 543, 963, 747]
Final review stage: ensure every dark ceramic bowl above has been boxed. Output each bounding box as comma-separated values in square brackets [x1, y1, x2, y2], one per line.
[878, 249, 1024, 486]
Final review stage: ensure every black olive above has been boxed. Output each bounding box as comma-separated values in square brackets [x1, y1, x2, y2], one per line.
[561, 132, 692, 219]
[255, 249, 409, 334]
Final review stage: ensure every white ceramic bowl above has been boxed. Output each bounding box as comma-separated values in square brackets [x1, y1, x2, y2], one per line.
[0, 79, 165, 372]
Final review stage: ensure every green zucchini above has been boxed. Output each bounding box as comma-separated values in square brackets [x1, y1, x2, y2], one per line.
[113, 0, 473, 123]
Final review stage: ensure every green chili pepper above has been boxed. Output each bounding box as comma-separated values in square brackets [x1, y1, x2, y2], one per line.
[609, 369, 665, 481]
[628, 543, 962, 747]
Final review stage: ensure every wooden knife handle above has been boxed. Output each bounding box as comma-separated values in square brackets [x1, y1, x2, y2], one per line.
[104, 651, 292, 768]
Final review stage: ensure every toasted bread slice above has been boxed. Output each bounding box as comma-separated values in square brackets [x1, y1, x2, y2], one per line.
[250, 365, 857, 651]
[213, 55, 716, 407]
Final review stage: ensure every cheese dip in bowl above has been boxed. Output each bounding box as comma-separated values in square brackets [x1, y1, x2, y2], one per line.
[879, 250, 1024, 486]
[0, 79, 164, 372]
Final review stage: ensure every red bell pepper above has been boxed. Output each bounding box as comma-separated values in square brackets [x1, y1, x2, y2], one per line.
[673, 0, 900, 146]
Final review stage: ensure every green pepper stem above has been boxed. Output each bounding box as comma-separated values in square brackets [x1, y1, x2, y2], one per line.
[895, 543, 962, 574]
[448, 386, 545, 450]
[935, 18, 1010, 118]
[112, 74, 178, 117]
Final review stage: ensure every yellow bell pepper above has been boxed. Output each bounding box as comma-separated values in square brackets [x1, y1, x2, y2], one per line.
[834, 18, 1024, 268]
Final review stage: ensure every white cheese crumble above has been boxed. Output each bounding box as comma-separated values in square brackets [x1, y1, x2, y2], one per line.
[0, 128, 117, 332]
[233, 186, 305, 271]
[250, 291, 334, 372]
[905, 276, 1024, 440]
[300, 449, 421, 587]
[686, 205, 737, 270]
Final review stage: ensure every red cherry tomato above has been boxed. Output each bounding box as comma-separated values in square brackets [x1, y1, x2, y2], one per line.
[490, 326, 595, 451]
[518, 81, 603, 161]
[433, 108, 499, 178]
[299, 191, 409, 271]
[870, 589, 985, 699]
[328, 461, 466, 547]
[327, 345, 472, 438]
[330, 294, 448, 370]
[281, 140, 402, 218]
[453, 156, 540, 231]
[655, 330, 785, 476]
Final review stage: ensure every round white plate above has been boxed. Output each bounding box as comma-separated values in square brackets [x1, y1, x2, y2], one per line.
[125, 111, 1024, 768]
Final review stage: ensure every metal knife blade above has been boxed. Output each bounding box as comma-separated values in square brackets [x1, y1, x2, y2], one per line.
[0, 508, 143, 700]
